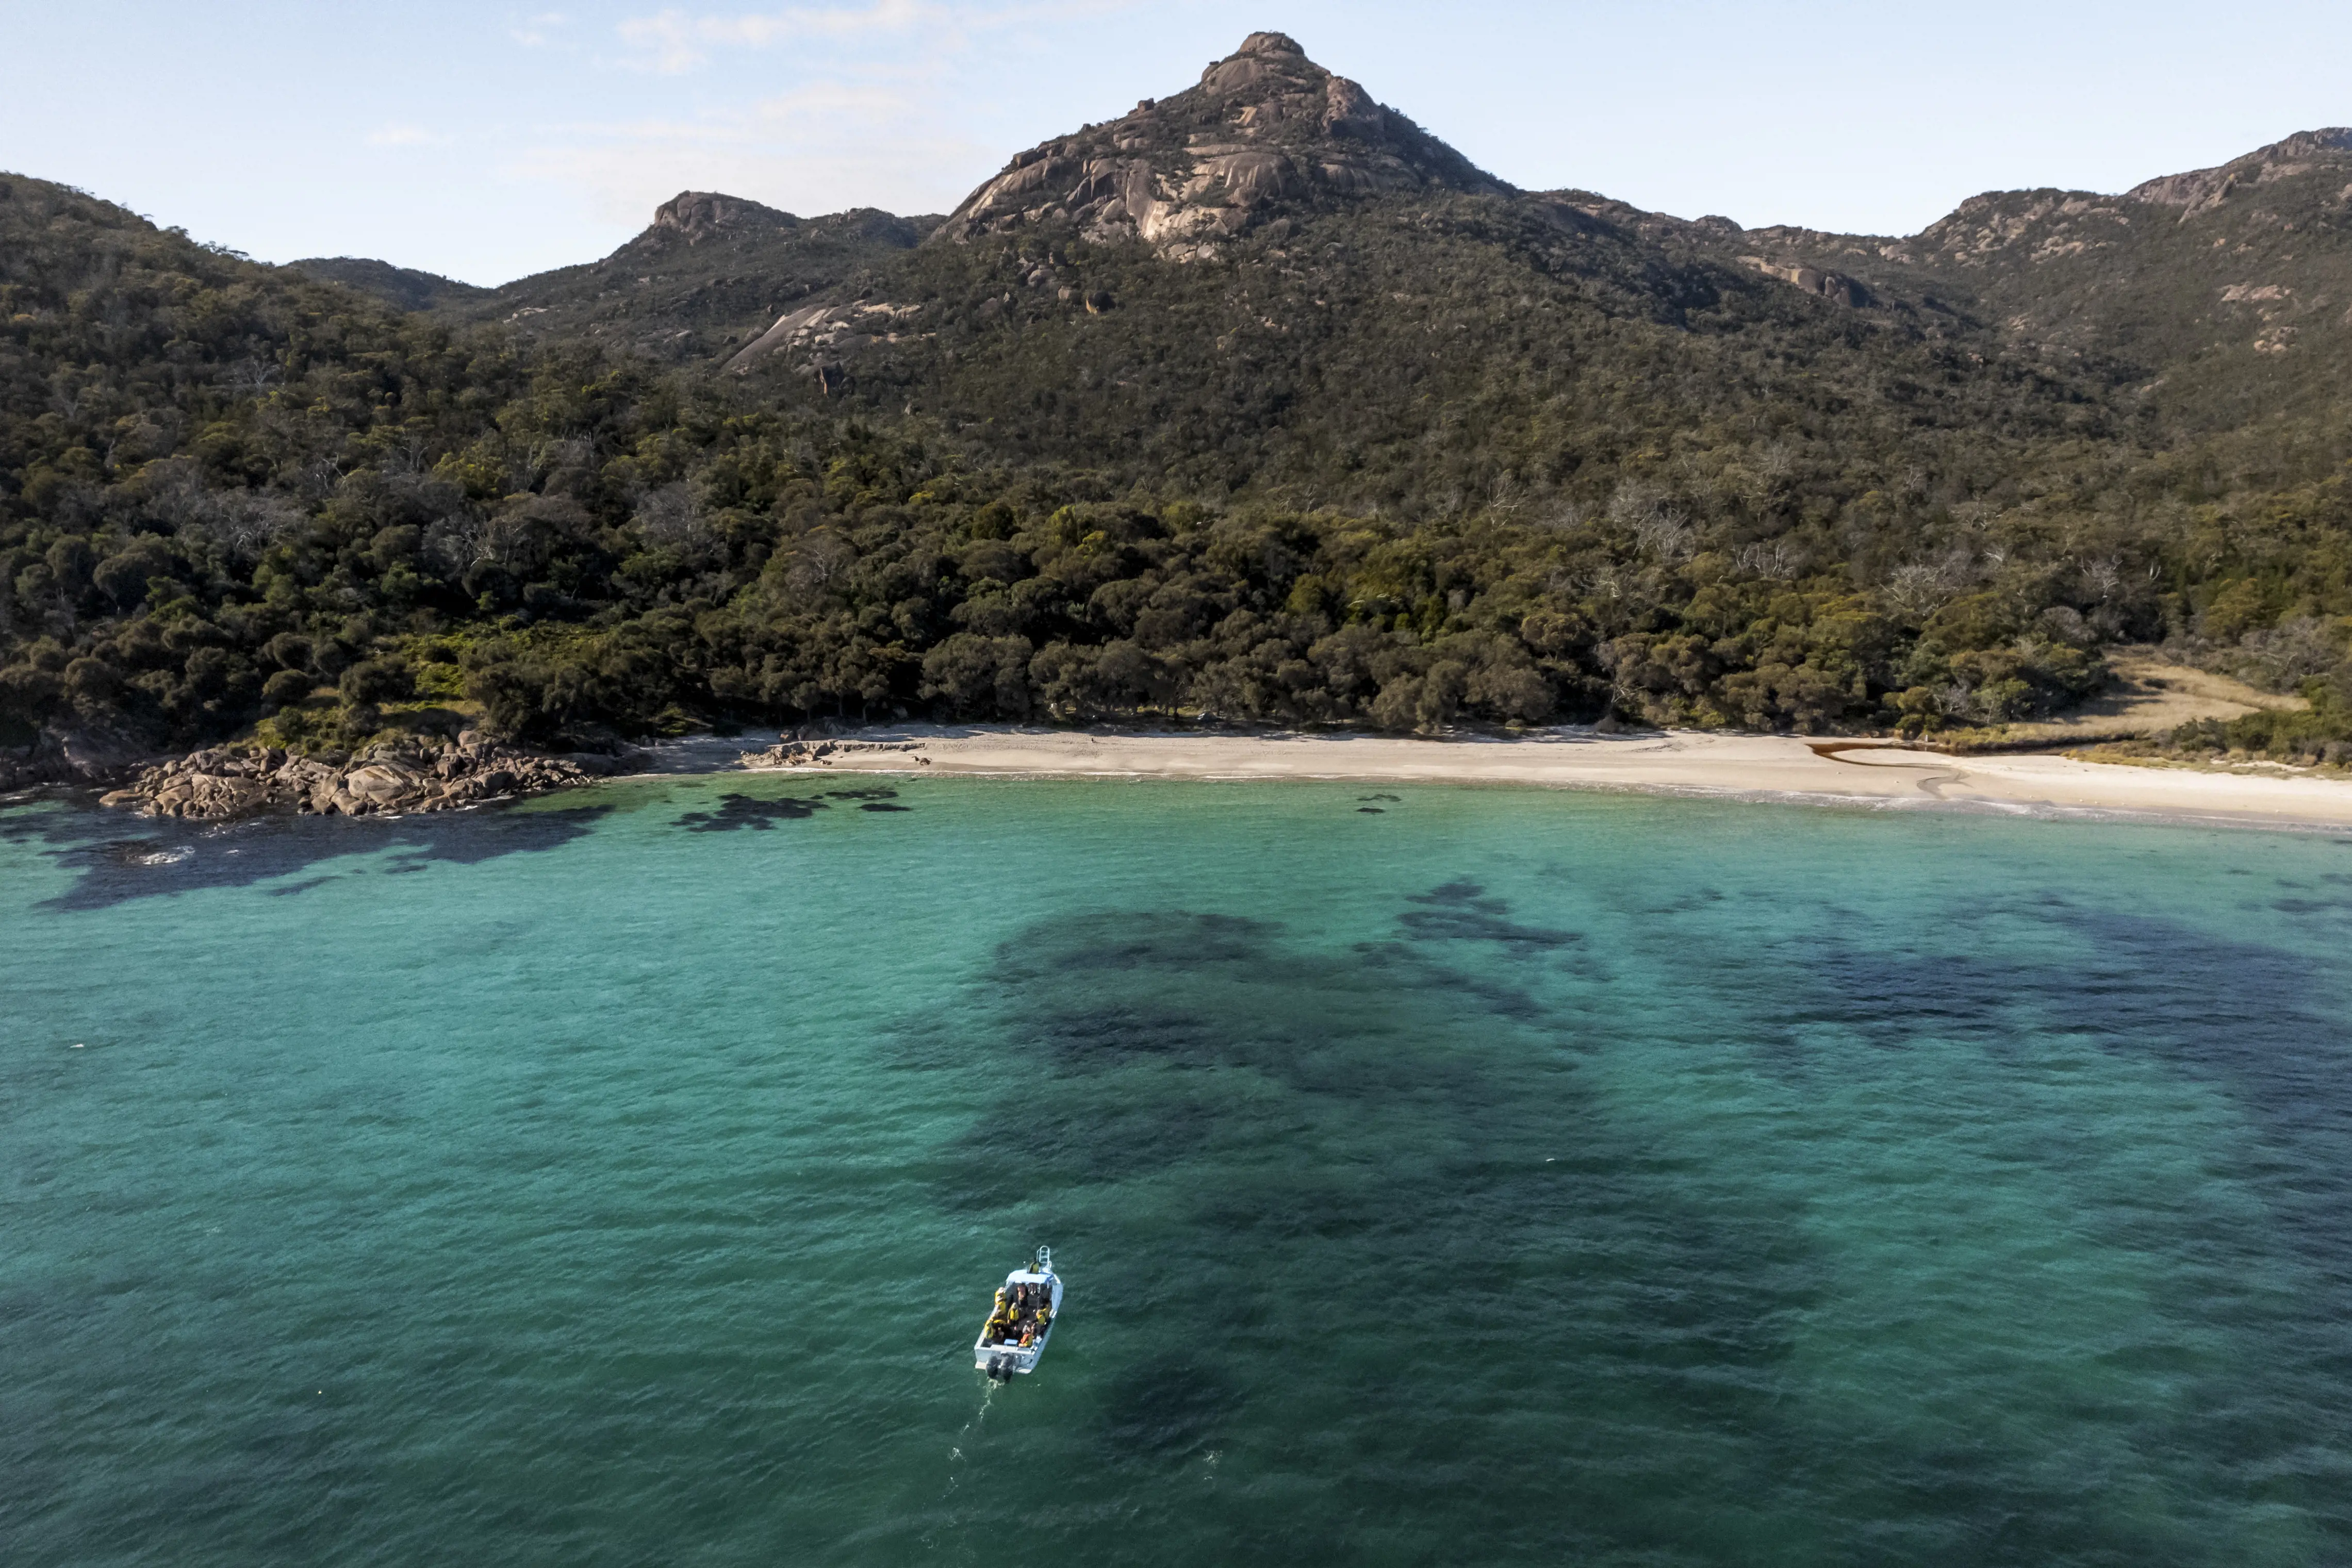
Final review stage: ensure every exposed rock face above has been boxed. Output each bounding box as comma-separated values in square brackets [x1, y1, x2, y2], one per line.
[2126, 128, 2352, 217]
[101, 733, 632, 821]
[1736, 255, 1873, 307]
[930, 30, 1506, 260]
[1909, 191, 2141, 270]
[725, 299, 925, 375]
[628, 194, 924, 256]
[636, 191, 799, 247]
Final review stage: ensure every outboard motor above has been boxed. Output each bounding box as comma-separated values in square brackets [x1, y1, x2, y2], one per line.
[987, 1353, 1012, 1382]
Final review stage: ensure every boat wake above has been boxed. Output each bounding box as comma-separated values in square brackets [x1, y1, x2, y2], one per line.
[930, 1373, 999, 1538]
[958, 1376, 997, 1449]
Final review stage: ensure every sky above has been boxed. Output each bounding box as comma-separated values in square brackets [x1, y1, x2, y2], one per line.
[3, 1, 2348, 287]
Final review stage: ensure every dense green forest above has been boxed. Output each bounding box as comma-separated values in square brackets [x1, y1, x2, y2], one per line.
[6, 74, 2352, 772]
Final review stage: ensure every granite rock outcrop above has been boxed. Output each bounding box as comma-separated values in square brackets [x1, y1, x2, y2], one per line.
[737, 737, 927, 768]
[2125, 128, 2352, 218]
[930, 30, 1505, 261]
[638, 190, 796, 247]
[102, 734, 632, 820]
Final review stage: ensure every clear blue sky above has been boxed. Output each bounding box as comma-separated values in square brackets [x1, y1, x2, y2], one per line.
[4, 1, 2346, 286]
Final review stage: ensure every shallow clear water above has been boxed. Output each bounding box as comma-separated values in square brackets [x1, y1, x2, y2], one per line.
[5, 776, 2350, 1565]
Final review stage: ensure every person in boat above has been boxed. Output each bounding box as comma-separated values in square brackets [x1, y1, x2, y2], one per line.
[1018, 1321, 1036, 1348]
[995, 1290, 1023, 1344]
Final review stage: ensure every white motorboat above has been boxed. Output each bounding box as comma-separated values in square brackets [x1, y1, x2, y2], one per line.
[974, 1245, 1062, 1379]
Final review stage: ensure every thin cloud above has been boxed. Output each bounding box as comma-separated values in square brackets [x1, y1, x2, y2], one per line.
[511, 0, 1135, 263]
[615, 9, 708, 72]
[511, 11, 571, 47]
[505, 136, 989, 225]
[511, 66, 980, 224]
[754, 82, 912, 119]
[366, 124, 452, 148]
[711, 0, 938, 45]
[617, 0, 1126, 74]
[540, 84, 913, 146]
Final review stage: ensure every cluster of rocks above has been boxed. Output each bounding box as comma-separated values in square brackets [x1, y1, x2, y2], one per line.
[102, 733, 635, 820]
[738, 737, 929, 769]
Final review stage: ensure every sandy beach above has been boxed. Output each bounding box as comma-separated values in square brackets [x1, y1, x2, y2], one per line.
[745, 725, 2352, 832]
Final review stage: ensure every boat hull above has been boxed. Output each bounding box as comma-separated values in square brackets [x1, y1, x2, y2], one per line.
[974, 1267, 1063, 1375]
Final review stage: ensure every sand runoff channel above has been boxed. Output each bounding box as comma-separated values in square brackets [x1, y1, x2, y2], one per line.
[734, 725, 2352, 832]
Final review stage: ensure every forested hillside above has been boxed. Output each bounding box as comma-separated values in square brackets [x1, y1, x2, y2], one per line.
[6, 33, 2352, 775]
[432, 192, 932, 365]
[1742, 128, 2352, 436]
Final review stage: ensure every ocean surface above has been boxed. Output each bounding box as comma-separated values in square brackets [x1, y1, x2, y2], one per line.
[5, 773, 2350, 1566]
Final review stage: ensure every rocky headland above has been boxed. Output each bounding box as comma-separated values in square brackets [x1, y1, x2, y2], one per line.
[96, 733, 633, 820]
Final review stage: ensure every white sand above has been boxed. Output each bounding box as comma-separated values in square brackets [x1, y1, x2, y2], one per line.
[743, 726, 2352, 832]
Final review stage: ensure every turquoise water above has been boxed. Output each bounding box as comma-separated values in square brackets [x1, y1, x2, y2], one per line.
[5, 775, 2350, 1565]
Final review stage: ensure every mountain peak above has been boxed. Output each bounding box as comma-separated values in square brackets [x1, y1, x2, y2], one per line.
[1234, 29, 1304, 57]
[637, 190, 799, 247]
[934, 31, 1504, 259]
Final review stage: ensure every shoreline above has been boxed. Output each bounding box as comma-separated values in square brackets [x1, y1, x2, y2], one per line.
[48, 722, 2352, 836]
[736, 725, 2352, 833]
